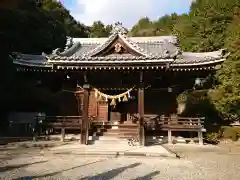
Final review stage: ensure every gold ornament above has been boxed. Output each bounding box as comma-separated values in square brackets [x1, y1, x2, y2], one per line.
[95, 90, 98, 98]
[97, 95, 103, 101]
[110, 98, 116, 106]
[123, 95, 128, 102]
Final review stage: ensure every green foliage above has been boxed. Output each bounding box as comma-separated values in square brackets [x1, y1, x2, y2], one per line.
[209, 12, 240, 121]
[90, 21, 112, 37]
[176, 90, 189, 104]
[173, 0, 240, 121]
[204, 132, 220, 143]
[130, 14, 179, 36]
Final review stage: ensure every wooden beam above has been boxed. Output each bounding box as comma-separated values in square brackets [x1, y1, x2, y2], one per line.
[138, 71, 145, 146]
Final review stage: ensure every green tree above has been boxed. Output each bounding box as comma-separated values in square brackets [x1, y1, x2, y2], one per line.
[130, 17, 155, 36]
[90, 21, 112, 37]
[209, 9, 240, 121]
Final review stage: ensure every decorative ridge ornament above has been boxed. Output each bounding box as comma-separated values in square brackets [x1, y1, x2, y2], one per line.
[111, 22, 127, 35]
[65, 36, 74, 50]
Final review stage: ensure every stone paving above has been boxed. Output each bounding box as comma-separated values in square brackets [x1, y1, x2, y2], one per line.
[0, 143, 240, 180]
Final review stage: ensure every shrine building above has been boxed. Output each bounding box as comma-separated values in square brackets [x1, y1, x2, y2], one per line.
[10, 24, 229, 146]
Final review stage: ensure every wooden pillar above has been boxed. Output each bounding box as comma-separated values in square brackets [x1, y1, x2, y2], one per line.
[81, 84, 90, 145]
[138, 71, 145, 146]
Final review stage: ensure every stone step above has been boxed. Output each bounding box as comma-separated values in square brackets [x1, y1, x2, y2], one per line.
[118, 124, 138, 127]
[103, 132, 119, 136]
[102, 132, 138, 138]
[107, 128, 138, 132]
[90, 136, 120, 141]
[91, 140, 130, 145]
[89, 135, 138, 141]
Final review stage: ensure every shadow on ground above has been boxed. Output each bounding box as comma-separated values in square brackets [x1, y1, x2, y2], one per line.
[12, 161, 160, 180]
[12, 159, 107, 180]
[130, 171, 160, 180]
[0, 161, 48, 173]
[79, 163, 141, 180]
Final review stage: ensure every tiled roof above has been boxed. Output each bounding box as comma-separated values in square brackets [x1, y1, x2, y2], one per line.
[50, 24, 180, 59]
[10, 24, 229, 70]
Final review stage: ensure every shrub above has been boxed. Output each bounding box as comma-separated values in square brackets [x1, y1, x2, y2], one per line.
[220, 126, 240, 141]
[204, 132, 220, 144]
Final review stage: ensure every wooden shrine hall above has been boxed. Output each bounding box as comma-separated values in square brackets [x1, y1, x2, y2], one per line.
[10, 24, 229, 146]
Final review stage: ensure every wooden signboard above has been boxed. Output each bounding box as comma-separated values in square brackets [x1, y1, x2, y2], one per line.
[97, 101, 109, 121]
[88, 91, 98, 119]
[87, 90, 109, 121]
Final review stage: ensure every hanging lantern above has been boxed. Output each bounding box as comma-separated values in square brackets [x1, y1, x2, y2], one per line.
[195, 78, 201, 86]
[66, 75, 70, 79]
[105, 95, 108, 102]
[168, 87, 172, 93]
[36, 80, 41, 85]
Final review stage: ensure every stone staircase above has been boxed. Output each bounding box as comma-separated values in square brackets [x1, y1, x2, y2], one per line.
[88, 121, 139, 145]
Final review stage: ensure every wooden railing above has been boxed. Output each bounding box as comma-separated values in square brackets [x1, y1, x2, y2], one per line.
[34, 116, 83, 141]
[128, 114, 205, 144]
[7, 121, 35, 137]
[157, 117, 204, 131]
[128, 114, 205, 131]
[36, 116, 82, 129]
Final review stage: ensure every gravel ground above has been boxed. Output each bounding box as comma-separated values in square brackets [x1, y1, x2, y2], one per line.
[0, 146, 240, 180]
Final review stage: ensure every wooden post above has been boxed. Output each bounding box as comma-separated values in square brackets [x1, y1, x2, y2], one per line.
[138, 71, 145, 146]
[190, 119, 194, 144]
[33, 117, 38, 142]
[198, 118, 203, 145]
[168, 130, 172, 144]
[75, 87, 82, 142]
[81, 84, 90, 145]
[61, 128, 65, 142]
[198, 131, 203, 145]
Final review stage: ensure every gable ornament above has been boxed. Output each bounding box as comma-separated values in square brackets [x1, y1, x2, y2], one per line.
[114, 43, 122, 53]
